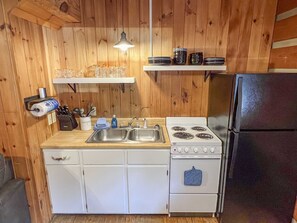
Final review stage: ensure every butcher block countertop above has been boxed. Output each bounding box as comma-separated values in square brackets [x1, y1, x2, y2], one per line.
[41, 118, 171, 149]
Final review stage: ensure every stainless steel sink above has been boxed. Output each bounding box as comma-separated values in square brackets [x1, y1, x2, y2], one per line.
[86, 126, 165, 143]
[86, 129, 128, 142]
[127, 129, 162, 142]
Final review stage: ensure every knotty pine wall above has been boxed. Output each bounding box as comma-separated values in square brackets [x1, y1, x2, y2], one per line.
[0, 0, 57, 222]
[46, 0, 278, 118]
[0, 0, 278, 223]
[269, 0, 297, 72]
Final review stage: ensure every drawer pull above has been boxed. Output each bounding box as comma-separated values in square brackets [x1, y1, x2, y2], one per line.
[51, 156, 69, 161]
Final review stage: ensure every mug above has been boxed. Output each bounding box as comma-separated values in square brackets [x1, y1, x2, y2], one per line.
[189, 52, 203, 65]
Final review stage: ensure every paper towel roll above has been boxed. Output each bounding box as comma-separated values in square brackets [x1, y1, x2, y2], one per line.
[30, 99, 59, 117]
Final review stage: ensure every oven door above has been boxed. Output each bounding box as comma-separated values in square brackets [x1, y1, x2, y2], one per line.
[170, 155, 221, 194]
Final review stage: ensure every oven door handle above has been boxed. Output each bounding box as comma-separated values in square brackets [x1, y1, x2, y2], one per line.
[171, 155, 221, 159]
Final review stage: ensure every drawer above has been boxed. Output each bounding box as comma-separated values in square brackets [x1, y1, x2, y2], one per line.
[82, 150, 125, 165]
[170, 194, 217, 213]
[43, 150, 79, 165]
[128, 150, 169, 165]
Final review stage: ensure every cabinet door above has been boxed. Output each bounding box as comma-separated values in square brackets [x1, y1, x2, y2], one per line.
[46, 165, 85, 213]
[84, 166, 127, 213]
[128, 165, 169, 214]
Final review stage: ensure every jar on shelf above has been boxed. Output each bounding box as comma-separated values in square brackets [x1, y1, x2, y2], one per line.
[173, 48, 187, 65]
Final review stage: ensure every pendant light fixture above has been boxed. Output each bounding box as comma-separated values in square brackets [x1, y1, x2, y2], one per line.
[113, 0, 134, 51]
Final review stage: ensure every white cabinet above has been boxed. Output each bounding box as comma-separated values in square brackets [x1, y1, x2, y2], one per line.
[82, 150, 127, 214]
[127, 150, 169, 214]
[44, 150, 85, 213]
[128, 166, 169, 213]
[84, 166, 127, 213]
[43, 148, 170, 214]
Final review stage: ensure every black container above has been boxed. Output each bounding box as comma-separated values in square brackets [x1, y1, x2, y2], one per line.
[189, 52, 203, 65]
[173, 48, 187, 65]
[57, 114, 78, 131]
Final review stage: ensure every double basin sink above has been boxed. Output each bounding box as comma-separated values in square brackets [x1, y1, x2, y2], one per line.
[86, 126, 165, 143]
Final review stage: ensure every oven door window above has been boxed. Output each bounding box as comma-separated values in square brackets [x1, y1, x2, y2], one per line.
[170, 157, 221, 194]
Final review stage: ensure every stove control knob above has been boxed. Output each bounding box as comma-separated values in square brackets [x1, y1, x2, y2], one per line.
[203, 147, 208, 153]
[184, 147, 189, 153]
[210, 147, 215, 153]
[177, 147, 182, 153]
[193, 148, 199, 153]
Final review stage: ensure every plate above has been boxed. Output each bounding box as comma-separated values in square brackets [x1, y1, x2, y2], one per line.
[148, 56, 172, 65]
[204, 61, 225, 65]
[204, 57, 225, 62]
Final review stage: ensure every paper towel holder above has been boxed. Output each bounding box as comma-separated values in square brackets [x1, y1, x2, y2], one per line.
[24, 95, 55, 111]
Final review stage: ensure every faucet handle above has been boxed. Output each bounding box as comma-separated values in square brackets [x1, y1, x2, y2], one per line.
[143, 118, 147, 128]
[154, 124, 160, 129]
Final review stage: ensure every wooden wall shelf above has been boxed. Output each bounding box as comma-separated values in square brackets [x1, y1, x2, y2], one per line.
[10, 0, 80, 29]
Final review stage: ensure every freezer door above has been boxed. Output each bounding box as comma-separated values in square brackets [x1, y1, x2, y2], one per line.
[232, 73, 297, 130]
[208, 73, 235, 147]
[221, 131, 297, 223]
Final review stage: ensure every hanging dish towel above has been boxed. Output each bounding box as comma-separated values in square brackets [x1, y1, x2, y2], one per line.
[184, 166, 202, 186]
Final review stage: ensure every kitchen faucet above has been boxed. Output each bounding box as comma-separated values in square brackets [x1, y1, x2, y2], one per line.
[128, 117, 147, 128]
[128, 117, 138, 127]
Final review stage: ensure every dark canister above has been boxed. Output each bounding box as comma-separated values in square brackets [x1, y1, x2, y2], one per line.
[173, 48, 187, 65]
[189, 52, 203, 65]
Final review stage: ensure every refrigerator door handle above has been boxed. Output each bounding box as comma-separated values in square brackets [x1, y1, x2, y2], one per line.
[228, 132, 239, 179]
[232, 77, 243, 131]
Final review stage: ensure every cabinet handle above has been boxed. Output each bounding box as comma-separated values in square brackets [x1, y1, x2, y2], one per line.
[51, 156, 69, 161]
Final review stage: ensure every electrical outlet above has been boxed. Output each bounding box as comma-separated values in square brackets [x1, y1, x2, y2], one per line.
[47, 113, 53, 125]
[90, 106, 96, 117]
[51, 112, 56, 123]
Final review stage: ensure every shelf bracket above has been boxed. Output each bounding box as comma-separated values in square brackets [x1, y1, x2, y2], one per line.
[67, 83, 77, 93]
[154, 71, 158, 82]
[204, 71, 212, 82]
[120, 83, 125, 93]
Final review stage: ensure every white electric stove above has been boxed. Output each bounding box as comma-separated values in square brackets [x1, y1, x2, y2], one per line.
[166, 117, 222, 215]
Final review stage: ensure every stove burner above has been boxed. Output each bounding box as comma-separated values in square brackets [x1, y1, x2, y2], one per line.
[191, 126, 207, 131]
[172, 126, 186, 131]
[196, 133, 213, 139]
[173, 132, 194, 140]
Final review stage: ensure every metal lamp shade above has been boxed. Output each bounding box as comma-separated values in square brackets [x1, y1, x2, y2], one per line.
[113, 31, 135, 51]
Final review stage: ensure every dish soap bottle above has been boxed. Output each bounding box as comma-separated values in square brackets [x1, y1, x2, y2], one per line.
[111, 115, 118, 128]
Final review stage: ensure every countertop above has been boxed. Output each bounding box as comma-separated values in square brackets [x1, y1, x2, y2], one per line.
[41, 118, 171, 149]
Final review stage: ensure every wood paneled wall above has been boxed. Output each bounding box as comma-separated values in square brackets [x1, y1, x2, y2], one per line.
[0, 0, 58, 222]
[0, 1, 278, 223]
[269, 0, 297, 71]
[45, 0, 277, 118]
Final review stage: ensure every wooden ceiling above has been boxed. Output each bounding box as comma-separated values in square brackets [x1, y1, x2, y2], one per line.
[10, 0, 80, 29]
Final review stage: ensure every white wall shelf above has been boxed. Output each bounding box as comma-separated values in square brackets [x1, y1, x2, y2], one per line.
[143, 65, 227, 81]
[143, 65, 226, 72]
[53, 77, 135, 84]
[53, 77, 135, 93]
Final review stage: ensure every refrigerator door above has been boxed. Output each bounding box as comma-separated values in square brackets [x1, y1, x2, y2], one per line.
[221, 131, 297, 223]
[231, 73, 297, 131]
